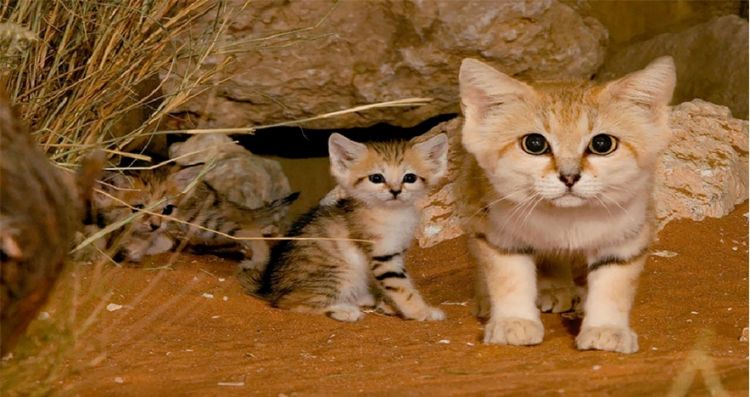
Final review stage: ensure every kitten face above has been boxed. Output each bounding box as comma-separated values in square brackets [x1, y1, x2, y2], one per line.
[459, 57, 676, 209]
[328, 133, 448, 207]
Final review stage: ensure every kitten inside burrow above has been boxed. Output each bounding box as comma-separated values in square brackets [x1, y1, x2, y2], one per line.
[240, 132, 449, 322]
[83, 165, 298, 265]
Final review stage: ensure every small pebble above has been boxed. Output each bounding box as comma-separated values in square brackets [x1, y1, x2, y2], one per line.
[690, 311, 699, 315]
[218, 277, 226, 282]
[202, 293, 214, 299]
[466, 342, 475, 347]
[38, 311, 50, 320]
[651, 250, 678, 258]
[592, 365, 601, 371]
[732, 246, 738, 251]
[651, 347, 658, 351]
[217, 382, 245, 387]
[437, 339, 450, 344]
[106, 303, 123, 312]
[223, 296, 228, 301]
[211, 315, 220, 319]
[114, 377, 124, 384]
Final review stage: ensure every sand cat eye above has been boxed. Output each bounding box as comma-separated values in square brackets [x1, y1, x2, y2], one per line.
[588, 134, 618, 155]
[162, 204, 176, 215]
[368, 174, 385, 184]
[402, 173, 417, 183]
[521, 133, 550, 155]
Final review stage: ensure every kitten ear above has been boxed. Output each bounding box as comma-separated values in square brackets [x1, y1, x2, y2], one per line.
[602, 56, 676, 110]
[413, 133, 449, 180]
[459, 58, 535, 117]
[328, 133, 367, 178]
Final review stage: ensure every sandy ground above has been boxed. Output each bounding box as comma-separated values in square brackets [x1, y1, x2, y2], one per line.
[4, 202, 748, 396]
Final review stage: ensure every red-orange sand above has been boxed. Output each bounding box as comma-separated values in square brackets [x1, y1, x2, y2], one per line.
[42, 202, 749, 395]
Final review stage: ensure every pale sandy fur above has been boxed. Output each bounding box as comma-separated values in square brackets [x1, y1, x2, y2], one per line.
[458, 57, 676, 353]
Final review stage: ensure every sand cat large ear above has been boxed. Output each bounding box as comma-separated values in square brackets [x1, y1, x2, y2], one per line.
[459, 58, 535, 118]
[602, 56, 676, 110]
[413, 133, 448, 180]
[328, 133, 367, 177]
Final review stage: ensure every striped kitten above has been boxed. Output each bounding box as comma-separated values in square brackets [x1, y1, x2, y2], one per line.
[93, 166, 298, 265]
[457, 57, 676, 353]
[241, 133, 448, 322]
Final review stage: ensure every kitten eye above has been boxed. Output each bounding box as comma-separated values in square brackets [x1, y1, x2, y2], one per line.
[521, 133, 550, 155]
[162, 204, 175, 215]
[132, 204, 144, 213]
[588, 134, 618, 155]
[402, 173, 417, 184]
[368, 174, 385, 184]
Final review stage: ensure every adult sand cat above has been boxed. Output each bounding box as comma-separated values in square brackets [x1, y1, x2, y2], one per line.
[242, 133, 448, 322]
[457, 57, 676, 353]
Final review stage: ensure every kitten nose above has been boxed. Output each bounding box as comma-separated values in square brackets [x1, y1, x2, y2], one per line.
[149, 222, 160, 231]
[389, 189, 401, 198]
[558, 173, 581, 188]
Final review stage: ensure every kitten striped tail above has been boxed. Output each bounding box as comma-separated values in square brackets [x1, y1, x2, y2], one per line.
[238, 264, 265, 297]
[247, 191, 300, 226]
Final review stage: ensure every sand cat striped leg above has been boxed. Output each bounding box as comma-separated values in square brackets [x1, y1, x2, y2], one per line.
[469, 235, 543, 346]
[371, 251, 444, 321]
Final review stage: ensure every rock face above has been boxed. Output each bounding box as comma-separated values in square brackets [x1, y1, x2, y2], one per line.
[415, 118, 464, 247]
[165, 0, 607, 130]
[655, 100, 749, 228]
[599, 15, 748, 119]
[416, 100, 749, 247]
[564, 0, 740, 51]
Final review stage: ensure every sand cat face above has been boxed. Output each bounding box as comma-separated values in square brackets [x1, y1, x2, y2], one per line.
[458, 57, 675, 209]
[327, 133, 448, 207]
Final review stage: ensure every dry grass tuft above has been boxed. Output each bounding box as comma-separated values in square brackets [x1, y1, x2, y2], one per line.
[1, 0, 231, 166]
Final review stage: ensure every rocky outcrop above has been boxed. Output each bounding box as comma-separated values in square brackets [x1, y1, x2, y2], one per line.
[164, 0, 607, 130]
[599, 15, 748, 119]
[655, 100, 749, 228]
[416, 100, 749, 247]
[564, 0, 741, 51]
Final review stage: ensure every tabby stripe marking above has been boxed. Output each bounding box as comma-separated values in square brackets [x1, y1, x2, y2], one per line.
[372, 251, 403, 262]
[589, 247, 649, 272]
[474, 234, 535, 255]
[375, 271, 406, 281]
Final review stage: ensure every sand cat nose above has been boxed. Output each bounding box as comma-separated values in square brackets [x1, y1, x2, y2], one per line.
[389, 189, 401, 198]
[149, 222, 160, 231]
[558, 173, 581, 188]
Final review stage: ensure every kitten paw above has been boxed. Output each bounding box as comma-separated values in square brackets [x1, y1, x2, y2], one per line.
[404, 306, 446, 321]
[425, 306, 446, 321]
[326, 304, 364, 322]
[483, 317, 544, 346]
[375, 301, 397, 315]
[576, 325, 638, 354]
[356, 294, 376, 308]
[537, 284, 577, 313]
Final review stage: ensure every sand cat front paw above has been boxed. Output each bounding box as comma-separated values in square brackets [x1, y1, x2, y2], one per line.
[483, 317, 544, 345]
[576, 325, 638, 354]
